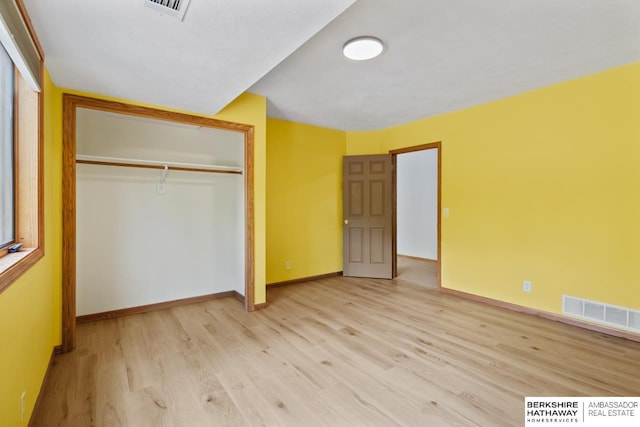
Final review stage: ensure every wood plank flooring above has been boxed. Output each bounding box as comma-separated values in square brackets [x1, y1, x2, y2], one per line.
[396, 256, 438, 289]
[31, 276, 640, 426]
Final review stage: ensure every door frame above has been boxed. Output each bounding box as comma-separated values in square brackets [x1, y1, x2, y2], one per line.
[390, 142, 442, 288]
[61, 94, 255, 353]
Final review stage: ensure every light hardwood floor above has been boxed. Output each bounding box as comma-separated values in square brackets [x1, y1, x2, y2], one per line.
[396, 256, 438, 289]
[31, 276, 640, 426]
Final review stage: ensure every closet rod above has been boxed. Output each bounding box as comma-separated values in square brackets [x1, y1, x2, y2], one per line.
[75, 155, 243, 175]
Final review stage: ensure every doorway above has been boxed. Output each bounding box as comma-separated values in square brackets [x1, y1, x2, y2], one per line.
[391, 142, 441, 289]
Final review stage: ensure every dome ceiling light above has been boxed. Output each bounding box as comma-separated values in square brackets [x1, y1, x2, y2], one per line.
[343, 36, 384, 61]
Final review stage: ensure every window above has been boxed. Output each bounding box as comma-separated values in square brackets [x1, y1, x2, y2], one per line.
[0, 42, 14, 249]
[0, 1, 43, 293]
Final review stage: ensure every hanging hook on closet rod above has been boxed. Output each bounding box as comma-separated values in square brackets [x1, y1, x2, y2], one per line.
[157, 164, 169, 195]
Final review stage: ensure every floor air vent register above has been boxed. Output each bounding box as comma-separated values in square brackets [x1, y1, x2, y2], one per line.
[563, 295, 640, 332]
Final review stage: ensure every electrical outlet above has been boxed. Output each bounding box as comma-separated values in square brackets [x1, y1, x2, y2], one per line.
[284, 261, 291, 270]
[443, 208, 449, 218]
[523, 281, 532, 293]
[20, 391, 26, 422]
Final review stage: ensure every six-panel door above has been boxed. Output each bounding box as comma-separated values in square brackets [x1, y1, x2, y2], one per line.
[343, 154, 392, 279]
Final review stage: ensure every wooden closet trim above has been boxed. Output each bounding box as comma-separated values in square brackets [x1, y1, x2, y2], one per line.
[62, 94, 256, 352]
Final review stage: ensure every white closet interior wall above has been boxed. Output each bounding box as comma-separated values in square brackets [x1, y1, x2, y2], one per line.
[75, 108, 245, 316]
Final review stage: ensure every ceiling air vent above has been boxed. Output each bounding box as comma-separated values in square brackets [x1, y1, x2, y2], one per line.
[144, 0, 192, 21]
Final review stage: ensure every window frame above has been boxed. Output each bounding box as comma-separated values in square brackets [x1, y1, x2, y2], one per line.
[0, 43, 15, 250]
[11, 67, 18, 248]
[0, 1, 44, 294]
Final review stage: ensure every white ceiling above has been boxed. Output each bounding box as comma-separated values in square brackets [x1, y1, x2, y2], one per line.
[24, 0, 640, 131]
[22, 0, 355, 115]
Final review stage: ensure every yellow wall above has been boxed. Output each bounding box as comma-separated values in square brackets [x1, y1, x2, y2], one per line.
[367, 62, 640, 315]
[266, 119, 345, 283]
[345, 130, 382, 155]
[0, 69, 62, 426]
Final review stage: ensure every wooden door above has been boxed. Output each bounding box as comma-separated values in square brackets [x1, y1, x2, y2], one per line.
[343, 154, 392, 279]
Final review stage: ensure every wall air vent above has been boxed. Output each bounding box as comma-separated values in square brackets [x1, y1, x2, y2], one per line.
[562, 295, 640, 333]
[144, 0, 192, 21]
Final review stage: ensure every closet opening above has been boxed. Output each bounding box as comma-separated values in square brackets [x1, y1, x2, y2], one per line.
[61, 94, 255, 353]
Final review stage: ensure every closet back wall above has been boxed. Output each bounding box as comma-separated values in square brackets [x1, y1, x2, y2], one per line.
[75, 109, 245, 316]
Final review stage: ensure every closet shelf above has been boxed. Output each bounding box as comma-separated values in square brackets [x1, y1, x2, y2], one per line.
[75, 155, 243, 175]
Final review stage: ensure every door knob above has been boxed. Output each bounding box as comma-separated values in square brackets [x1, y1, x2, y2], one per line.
[344, 219, 350, 225]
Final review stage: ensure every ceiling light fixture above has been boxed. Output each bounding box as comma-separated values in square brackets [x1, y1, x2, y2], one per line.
[343, 36, 384, 61]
